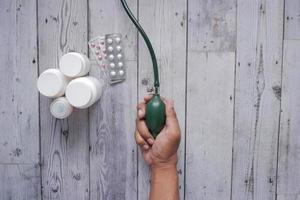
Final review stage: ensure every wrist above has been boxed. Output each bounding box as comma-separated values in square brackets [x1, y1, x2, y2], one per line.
[149, 156, 179, 200]
[150, 162, 178, 186]
[150, 154, 178, 170]
[151, 163, 177, 173]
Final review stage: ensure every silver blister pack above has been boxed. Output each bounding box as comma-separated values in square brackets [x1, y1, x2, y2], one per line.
[105, 33, 126, 84]
[89, 33, 126, 84]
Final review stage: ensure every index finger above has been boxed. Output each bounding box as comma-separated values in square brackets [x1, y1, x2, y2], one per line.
[137, 102, 146, 119]
[143, 94, 153, 103]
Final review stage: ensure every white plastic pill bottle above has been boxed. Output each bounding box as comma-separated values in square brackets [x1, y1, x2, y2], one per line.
[37, 69, 70, 98]
[50, 97, 73, 119]
[66, 76, 104, 109]
[59, 52, 91, 78]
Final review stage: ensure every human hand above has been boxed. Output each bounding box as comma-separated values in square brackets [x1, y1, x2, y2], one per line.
[135, 95, 181, 169]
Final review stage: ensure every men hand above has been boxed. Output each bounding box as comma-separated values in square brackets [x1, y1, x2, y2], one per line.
[135, 95, 181, 169]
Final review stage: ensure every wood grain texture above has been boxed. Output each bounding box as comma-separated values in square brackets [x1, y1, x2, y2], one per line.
[284, 0, 300, 40]
[3, 0, 300, 199]
[0, 164, 40, 200]
[88, 0, 138, 199]
[137, 0, 187, 199]
[38, 0, 89, 199]
[277, 40, 300, 200]
[232, 0, 284, 200]
[186, 0, 236, 199]
[188, 0, 236, 52]
[186, 52, 235, 200]
[0, 0, 39, 164]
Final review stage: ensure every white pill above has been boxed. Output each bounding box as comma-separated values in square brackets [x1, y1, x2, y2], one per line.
[119, 70, 125, 76]
[115, 37, 121, 43]
[116, 46, 122, 51]
[108, 46, 114, 52]
[118, 62, 123, 67]
[117, 54, 122, 59]
[107, 38, 113, 44]
[110, 63, 115, 68]
[110, 70, 116, 77]
[108, 54, 114, 60]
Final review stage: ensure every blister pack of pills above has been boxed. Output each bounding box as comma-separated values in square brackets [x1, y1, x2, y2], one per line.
[89, 36, 106, 69]
[105, 33, 126, 84]
[89, 33, 126, 84]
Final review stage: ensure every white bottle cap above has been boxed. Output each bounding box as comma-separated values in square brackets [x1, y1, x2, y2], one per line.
[66, 76, 103, 109]
[50, 97, 73, 119]
[37, 69, 69, 98]
[59, 52, 91, 78]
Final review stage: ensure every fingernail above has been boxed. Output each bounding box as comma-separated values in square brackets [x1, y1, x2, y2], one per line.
[143, 144, 149, 150]
[147, 138, 154, 145]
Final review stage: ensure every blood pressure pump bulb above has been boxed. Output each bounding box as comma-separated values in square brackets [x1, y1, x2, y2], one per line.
[121, 0, 166, 138]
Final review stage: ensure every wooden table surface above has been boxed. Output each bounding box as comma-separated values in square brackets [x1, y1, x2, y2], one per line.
[0, 0, 299, 199]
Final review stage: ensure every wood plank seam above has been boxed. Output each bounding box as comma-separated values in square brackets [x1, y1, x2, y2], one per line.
[275, 0, 286, 199]
[183, 0, 189, 199]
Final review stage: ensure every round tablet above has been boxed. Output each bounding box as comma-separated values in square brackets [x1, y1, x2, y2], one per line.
[118, 62, 123, 68]
[117, 54, 122, 59]
[110, 63, 115, 68]
[110, 71, 116, 77]
[37, 69, 69, 98]
[59, 52, 90, 78]
[108, 54, 114, 60]
[107, 38, 113, 44]
[50, 97, 73, 119]
[119, 70, 125, 76]
[116, 46, 122, 51]
[108, 46, 114, 52]
[115, 37, 121, 43]
[89, 43, 95, 48]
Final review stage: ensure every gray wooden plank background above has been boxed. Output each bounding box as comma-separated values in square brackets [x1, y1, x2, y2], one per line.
[0, 0, 299, 200]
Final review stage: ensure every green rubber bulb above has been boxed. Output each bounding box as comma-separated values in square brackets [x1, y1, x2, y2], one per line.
[145, 94, 166, 138]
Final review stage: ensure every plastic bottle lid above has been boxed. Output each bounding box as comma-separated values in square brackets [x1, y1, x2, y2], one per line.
[59, 52, 90, 78]
[37, 69, 69, 98]
[50, 97, 73, 119]
[66, 79, 93, 109]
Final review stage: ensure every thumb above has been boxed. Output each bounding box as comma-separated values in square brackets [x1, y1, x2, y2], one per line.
[165, 100, 178, 126]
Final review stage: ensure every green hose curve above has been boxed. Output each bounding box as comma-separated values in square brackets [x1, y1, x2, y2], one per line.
[120, 0, 160, 93]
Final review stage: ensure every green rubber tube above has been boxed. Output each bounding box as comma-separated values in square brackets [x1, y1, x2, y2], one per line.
[120, 0, 166, 138]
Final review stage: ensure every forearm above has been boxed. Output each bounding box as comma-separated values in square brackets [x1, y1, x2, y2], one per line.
[150, 164, 179, 200]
